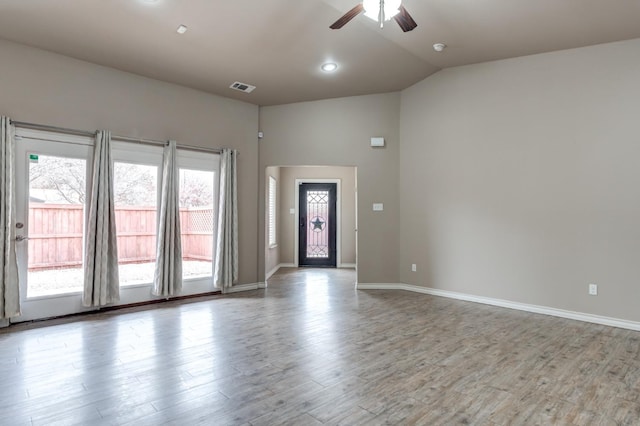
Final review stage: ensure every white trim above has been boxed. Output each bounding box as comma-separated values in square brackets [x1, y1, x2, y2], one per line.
[340, 263, 356, 269]
[294, 179, 341, 267]
[0, 318, 9, 328]
[356, 283, 401, 290]
[266, 264, 279, 280]
[356, 283, 640, 332]
[258, 282, 268, 289]
[225, 283, 262, 294]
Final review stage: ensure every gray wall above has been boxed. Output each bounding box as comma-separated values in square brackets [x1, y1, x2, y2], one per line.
[400, 38, 640, 322]
[278, 166, 356, 266]
[0, 39, 260, 285]
[5, 34, 640, 324]
[259, 93, 400, 284]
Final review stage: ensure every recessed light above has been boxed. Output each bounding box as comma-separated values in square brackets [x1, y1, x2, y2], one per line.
[321, 63, 338, 72]
[176, 25, 188, 34]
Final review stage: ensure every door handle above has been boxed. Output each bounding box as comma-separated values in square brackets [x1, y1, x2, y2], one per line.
[300, 218, 305, 228]
[15, 235, 29, 242]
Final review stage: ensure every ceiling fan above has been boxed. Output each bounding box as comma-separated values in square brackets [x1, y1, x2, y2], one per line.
[330, 0, 417, 32]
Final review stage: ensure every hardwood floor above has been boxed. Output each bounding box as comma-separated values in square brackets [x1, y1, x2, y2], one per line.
[1, 267, 640, 425]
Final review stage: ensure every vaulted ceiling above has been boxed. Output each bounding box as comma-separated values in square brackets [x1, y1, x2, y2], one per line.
[1, 0, 639, 106]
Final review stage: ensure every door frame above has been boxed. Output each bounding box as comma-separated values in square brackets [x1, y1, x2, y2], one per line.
[294, 179, 341, 267]
[14, 128, 97, 322]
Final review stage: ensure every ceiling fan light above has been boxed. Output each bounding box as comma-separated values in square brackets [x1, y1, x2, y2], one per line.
[362, 0, 379, 20]
[363, 0, 401, 22]
[384, 0, 402, 19]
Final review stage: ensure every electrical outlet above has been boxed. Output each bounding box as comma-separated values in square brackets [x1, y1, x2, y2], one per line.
[589, 283, 598, 296]
[411, 264, 417, 272]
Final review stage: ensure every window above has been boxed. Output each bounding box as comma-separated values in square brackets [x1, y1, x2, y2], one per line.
[177, 149, 219, 285]
[268, 176, 277, 247]
[113, 162, 159, 286]
[179, 168, 215, 280]
[111, 142, 163, 287]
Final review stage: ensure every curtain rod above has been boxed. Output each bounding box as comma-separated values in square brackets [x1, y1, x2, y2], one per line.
[11, 120, 224, 154]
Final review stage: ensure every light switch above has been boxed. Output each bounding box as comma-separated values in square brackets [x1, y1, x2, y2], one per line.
[373, 203, 384, 211]
[289, 208, 295, 215]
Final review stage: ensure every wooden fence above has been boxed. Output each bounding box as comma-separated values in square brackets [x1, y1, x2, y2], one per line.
[28, 204, 213, 270]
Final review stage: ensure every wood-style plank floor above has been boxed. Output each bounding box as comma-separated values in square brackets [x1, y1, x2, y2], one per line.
[1, 267, 640, 425]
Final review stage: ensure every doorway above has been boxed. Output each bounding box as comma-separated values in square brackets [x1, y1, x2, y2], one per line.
[263, 167, 356, 282]
[298, 182, 337, 267]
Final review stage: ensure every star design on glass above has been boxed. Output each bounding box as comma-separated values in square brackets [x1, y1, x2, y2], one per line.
[310, 216, 326, 232]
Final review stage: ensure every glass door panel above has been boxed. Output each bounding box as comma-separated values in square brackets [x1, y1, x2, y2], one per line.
[14, 131, 94, 322]
[305, 190, 330, 259]
[27, 155, 86, 297]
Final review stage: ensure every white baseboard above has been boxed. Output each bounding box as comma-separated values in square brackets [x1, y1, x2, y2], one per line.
[258, 282, 267, 289]
[340, 263, 356, 269]
[356, 283, 400, 290]
[356, 283, 640, 332]
[266, 265, 279, 280]
[226, 283, 261, 294]
[0, 318, 9, 328]
[266, 263, 296, 280]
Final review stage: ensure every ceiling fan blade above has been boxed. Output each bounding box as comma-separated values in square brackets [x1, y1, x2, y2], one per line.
[330, 3, 365, 29]
[394, 5, 418, 32]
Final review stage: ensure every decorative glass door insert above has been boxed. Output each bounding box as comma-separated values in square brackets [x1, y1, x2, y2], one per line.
[298, 183, 337, 267]
[306, 190, 330, 258]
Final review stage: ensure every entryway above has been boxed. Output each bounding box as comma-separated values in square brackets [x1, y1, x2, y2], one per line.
[264, 166, 357, 282]
[298, 182, 337, 267]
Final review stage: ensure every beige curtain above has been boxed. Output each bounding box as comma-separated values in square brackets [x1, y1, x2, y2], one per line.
[0, 117, 20, 319]
[152, 140, 182, 297]
[83, 130, 120, 306]
[214, 148, 238, 292]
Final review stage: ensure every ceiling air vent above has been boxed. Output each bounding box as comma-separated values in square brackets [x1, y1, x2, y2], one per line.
[229, 81, 256, 93]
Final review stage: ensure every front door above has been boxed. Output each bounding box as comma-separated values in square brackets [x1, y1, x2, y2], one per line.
[298, 183, 336, 267]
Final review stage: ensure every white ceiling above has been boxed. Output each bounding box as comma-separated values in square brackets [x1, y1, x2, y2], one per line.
[1, 0, 639, 106]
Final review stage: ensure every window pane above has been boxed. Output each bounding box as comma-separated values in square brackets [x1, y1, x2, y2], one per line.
[27, 154, 86, 297]
[269, 176, 277, 247]
[113, 162, 158, 286]
[179, 169, 215, 280]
